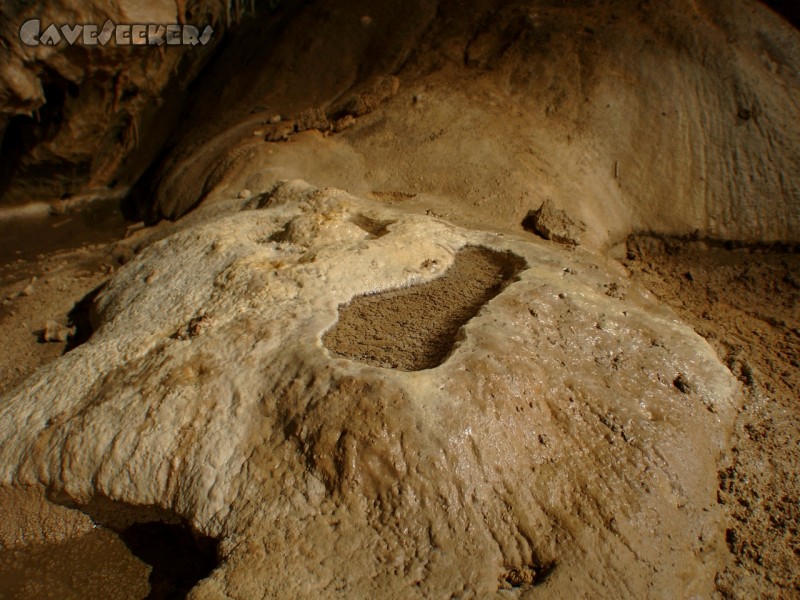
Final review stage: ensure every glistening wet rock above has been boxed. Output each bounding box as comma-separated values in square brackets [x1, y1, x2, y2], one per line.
[0, 181, 740, 598]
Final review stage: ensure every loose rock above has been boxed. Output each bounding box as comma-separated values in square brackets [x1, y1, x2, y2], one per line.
[40, 320, 73, 343]
[522, 199, 585, 246]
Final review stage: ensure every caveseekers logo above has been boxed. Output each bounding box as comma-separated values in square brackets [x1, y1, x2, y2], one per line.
[19, 19, 214, 47]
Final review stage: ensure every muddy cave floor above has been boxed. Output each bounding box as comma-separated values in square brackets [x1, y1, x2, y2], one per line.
[0, 207, 798, 598]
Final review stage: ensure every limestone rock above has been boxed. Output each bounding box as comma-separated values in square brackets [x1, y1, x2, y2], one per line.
[294, 107, 330, 133]
[0, 181, 740, 598]
[40, 320, 72, 343]
[522, 199, 585, 246]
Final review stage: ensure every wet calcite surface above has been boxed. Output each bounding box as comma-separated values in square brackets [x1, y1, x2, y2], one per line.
[0, 181, 739, 598]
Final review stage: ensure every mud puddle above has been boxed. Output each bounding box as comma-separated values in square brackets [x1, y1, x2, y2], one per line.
[324, 245, 526, 370]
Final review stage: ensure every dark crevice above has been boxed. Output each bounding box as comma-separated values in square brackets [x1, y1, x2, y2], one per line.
[0, 493, 219, 600]
[349, 214, 395, 238]
[64, 283, 105, 353]
[760, 0, 800, 29]
[118, 522, 218, 600]
[0, 69, 78, 201]
[625, 232, 800, 259]
[75, 498, 220, 600]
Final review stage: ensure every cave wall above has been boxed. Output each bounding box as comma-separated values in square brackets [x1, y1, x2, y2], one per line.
[1, 0, 798, 248]
[126, 0, 800, 247]
[0, 0, 226, 206]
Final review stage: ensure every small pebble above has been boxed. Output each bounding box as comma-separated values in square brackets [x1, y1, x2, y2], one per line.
[41, 320, 72, 343]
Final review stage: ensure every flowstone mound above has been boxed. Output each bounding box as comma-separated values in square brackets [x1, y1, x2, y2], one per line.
[0, 181, 740, 598]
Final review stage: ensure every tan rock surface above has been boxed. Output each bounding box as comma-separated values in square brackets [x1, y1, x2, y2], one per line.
[0, 181, 740, 598]
[623, 237, 800, 596]
[133, 0, 800, 249]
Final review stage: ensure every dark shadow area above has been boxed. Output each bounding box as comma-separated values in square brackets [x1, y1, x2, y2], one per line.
[73, 498, 221, 600]
[0, 69, 73, 201]
[0, 493, 219, 600]
[75, 498, 220, 600]
[349, 214, 395, 238]
[64, 283, 105, 353]
[122, 3, 304, 223]
[119, 522, 219, 600]
[761, 0, 800, 28]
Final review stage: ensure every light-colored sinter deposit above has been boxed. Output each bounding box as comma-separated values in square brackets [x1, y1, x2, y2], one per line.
[0, 181, 740, 598]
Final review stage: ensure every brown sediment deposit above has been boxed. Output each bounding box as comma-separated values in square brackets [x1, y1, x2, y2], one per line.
[324, 246, 526, 370]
